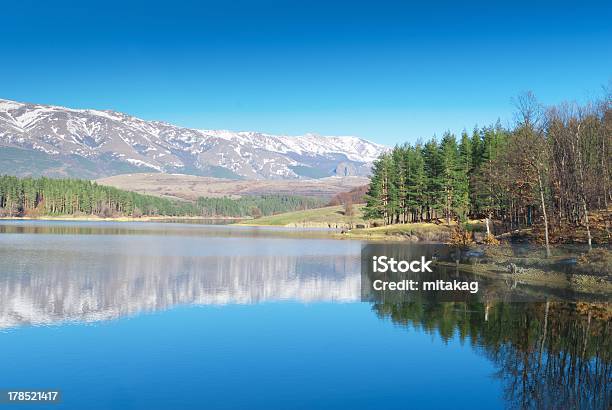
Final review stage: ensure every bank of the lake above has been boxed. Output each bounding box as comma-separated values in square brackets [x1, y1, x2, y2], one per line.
[335, 223, 453, 241]
[0, 215, 246, 222]
[236, 206, 612, 295]
[437, 261, 612, 298]
[236, 205, 460, 242]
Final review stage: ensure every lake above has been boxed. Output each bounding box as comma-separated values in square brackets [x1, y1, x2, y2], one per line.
[0, 221, 609, 409]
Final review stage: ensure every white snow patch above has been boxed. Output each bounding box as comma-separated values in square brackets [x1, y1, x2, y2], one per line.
[126, 158, 162, 171]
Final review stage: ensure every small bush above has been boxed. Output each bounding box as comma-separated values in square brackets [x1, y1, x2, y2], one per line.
[577, 248, 611, 276]
[484, 233, 500, 245]
[450, 225, 474, 246]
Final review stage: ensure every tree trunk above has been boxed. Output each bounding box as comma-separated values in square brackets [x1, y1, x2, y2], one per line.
[603, 131, 609, 208]
[537, 172, 551, 258]
[575, 125, 592, 251]
[582, 199, 592, 251]
[538, 300, 549, 366]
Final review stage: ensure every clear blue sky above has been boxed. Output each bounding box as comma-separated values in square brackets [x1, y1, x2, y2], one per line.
[1, 0, 610, 145]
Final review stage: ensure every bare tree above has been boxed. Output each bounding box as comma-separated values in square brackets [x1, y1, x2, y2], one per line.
[513, 92, 551, 257]
[343, 199, 354, 217]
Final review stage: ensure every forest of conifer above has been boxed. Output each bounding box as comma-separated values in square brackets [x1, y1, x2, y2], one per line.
[0, 176, 324, 218]
[364, 93, 611, 249]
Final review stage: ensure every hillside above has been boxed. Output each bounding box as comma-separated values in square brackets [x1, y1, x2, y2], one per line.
[328, 184, 369, 206]
[96, 173, 369, 200]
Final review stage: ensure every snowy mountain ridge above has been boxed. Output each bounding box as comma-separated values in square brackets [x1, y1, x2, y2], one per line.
[0, 98, 387, 179]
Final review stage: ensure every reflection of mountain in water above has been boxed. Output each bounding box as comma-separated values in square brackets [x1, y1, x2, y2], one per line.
[374, 301, 611, 409]
[0, 239, 360, 329]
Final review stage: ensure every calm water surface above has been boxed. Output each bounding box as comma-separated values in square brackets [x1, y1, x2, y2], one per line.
[0, 221, 609, 409]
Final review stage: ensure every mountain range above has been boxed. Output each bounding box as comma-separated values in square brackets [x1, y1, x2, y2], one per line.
[0, 98, 386, 180]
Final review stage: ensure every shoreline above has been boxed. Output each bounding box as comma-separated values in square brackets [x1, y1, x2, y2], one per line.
[0, 215, 247, 222]
[435, 261, 612, 298]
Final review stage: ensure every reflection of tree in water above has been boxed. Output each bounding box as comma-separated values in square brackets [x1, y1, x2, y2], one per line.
[373, 301, 610, 409]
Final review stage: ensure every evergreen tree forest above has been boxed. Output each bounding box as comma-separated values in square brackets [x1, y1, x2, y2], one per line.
[364, 93, 611, 247]
[194, 195, 324, 218]
[0, 175, 324, 218]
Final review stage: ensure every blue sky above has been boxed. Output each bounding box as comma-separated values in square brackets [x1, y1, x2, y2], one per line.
[1, 0, 610, 145]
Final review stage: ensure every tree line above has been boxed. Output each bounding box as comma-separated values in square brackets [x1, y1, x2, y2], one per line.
[0, 175, 324, 218]
[195, 195, 324, 218]
[364, 92, 611, 249]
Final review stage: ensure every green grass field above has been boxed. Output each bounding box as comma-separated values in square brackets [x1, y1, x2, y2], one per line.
[344, 222, 451, 241]
[238, 204, 366, 227]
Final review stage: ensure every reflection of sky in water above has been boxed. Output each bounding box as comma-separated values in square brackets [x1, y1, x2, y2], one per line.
[0, 303, 505, 410]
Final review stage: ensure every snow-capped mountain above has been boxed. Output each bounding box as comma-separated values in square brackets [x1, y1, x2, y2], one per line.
[0, 98, 387, 179]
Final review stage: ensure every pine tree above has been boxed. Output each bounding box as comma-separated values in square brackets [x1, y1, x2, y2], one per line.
[422, 138, 444, 221]
[405, 145, 426, 222]
[364, 154, 394, 224]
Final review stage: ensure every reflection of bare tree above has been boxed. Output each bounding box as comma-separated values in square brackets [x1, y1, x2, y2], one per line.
[0, 248, 360, 329]
[373, 301, 611, 409]
[486, 303, 610, 409]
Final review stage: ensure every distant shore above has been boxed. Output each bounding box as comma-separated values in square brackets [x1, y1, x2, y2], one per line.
[0, 215, 247, 222]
